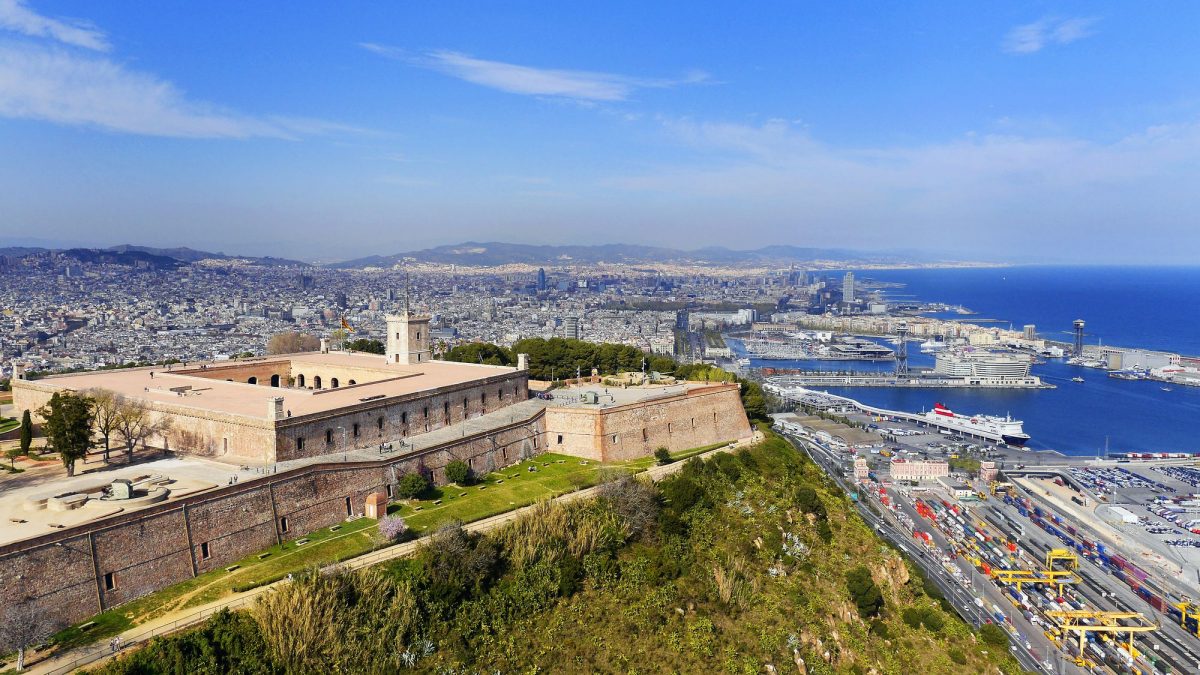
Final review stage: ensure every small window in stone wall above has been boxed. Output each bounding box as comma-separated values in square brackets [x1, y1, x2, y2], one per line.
[353, 423, 360, 437]
[401, 412, 408, 424]
[280, 516, 289, 533]
[611, 435, 619, 444]
[345, 496, 353, 516]
[297, 437, 305, 451]
[104, 572, 116, 591]
[325, 429, 333, 444]
[378, 417, 384, 430]
[557, 434, 563, 445]
[642, 428, 648, 441]
[201, 542, 210, 559]
[386, 483, 393, 498]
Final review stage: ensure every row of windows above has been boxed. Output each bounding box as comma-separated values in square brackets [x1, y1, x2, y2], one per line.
[293, 374, 357, 389]
[293, 387, 516, 451]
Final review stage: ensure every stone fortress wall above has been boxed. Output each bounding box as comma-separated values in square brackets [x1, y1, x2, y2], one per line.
[543, 383, 752, 462]
[0, 411, 544, 629]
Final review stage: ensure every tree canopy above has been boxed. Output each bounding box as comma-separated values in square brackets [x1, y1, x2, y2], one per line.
[267, 332, 321, 355]
[37, 392, 94, 477]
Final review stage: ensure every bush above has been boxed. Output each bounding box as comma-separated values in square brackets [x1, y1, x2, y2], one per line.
[445, 460, 474, 485]
[846, 566, 884, 618]
[597, 475, 660, 540]
[396, 472, 429, 499]
[902, 607, 944, 632]
[378, 514, 410, 543]
[949, 648, 967, 665]
[654, 446, 672, 465]
[979, 623, 1009, 647]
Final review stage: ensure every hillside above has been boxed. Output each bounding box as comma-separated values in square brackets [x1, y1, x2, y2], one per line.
[0, 245, 304, 267]
[326, 241, 946, 269]
[93, 431, 1020, 674]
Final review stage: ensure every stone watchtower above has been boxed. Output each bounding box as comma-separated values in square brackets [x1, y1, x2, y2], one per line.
[386, 312, 431, 365]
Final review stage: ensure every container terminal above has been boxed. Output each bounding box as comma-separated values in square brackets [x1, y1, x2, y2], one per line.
[771, 393, 1200, 674]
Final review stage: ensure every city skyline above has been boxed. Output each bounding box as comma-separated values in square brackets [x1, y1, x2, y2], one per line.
[3, 1, 1200, 263]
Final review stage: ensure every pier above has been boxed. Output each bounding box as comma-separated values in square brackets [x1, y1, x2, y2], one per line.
[764, 372, 1052, 388]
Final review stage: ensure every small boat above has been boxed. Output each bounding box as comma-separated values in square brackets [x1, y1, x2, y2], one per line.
[1071, 377, 1085, 383]
[1161, 386, 1173, 392]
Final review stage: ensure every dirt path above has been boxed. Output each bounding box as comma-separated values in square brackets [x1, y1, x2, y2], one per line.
[26, 431, 760, 674]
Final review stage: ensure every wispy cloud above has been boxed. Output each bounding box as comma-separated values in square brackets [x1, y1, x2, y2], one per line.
[0, 0, 108, 51]
[1004, 16, 1099, 54]
[362, 44, 708, 102]
[0, 2, 350, 138]
[601, 116, 1200, 257]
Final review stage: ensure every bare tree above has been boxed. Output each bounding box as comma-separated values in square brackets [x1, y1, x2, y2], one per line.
[114, 399, 172, 461]
[267, 332, 321, 355]
[88, 389, 121, 463]
[0, 602, 55, 671]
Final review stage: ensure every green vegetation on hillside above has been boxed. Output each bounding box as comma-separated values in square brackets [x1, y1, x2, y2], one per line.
[94, 432, 1020, 674]
[443, 337, 770, 421]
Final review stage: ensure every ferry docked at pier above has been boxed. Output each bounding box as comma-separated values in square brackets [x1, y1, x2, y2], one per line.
[922, 403, 1030, 447]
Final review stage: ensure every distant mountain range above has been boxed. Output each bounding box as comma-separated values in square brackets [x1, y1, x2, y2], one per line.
[0, 241, 980, 269]
[327, 241, 954, 269]
[0, 245, 304, 268]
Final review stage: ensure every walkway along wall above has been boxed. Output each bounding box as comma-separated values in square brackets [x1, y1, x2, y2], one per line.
[0, 411, 545, 629]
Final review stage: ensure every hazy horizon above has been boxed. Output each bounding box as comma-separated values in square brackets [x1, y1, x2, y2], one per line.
[3, 2, 1199, 264]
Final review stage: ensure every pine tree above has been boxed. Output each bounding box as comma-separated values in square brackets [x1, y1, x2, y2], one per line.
[19, 409, 32, 455]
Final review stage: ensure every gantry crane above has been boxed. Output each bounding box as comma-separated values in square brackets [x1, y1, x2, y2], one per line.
[991, 548, 1081, 594]
[1044, 609, 1157, 656]
[1172, 600, 1200, 637]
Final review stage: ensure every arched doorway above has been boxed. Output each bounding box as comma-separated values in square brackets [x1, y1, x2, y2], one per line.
[331, 378, 340, 388]
[348, 379, 356, 385]
[270, 374, 281, 387]
[297, 374, 305, 388]
[313, 375, 322, 389]
[248, 376, 258, 385]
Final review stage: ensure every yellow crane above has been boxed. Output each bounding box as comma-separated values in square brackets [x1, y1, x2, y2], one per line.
[1044, 609, 1157, 656]
[1172, 600, 1200, 637]
[990, 548, 1081, 594]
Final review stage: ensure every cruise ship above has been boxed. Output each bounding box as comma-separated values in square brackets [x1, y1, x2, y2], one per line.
[922, 403, 1030, 446]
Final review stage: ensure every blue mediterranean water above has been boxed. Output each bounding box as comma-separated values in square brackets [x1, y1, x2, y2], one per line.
[737, 265, 1200, 456]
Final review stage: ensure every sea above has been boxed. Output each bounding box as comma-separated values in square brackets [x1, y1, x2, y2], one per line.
[734, 265, 1200, 456]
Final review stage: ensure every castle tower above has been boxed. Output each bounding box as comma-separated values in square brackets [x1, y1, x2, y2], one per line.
[386, 313, 431, 365]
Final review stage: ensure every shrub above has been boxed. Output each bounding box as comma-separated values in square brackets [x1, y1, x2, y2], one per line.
[846, 566, 884, 618]
[902, 607, 944, 632]
[654, 446, 672, 465]
[445, 460, 474, 485]
[949, 648, 967, 665]
[661, 476, 708, 513]
[979, 623, 1009, 647]
[597, 475, 660, 540]
[396, 472, 429, 499]
[378, 515, 410, 543]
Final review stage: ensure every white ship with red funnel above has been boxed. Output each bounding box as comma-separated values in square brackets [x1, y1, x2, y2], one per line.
[922, 403, 1030, 446]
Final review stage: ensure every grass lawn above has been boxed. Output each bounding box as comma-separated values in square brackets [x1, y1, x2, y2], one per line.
[0, 418, 19, 434]
[40, 441, 735, 658]
[390, 453, 628, 531]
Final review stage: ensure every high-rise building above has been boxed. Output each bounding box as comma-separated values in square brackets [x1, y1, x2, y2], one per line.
[1023, 324, 1036, 340]
[563, 316, 580, 340]
[843, 271, 856, 303]
[536, 267, 547, 291]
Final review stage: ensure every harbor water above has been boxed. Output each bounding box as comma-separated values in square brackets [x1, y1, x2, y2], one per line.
[735, 265, 1200, 456]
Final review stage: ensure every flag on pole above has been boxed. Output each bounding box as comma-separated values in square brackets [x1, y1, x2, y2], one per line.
[340, 316, 354, 332]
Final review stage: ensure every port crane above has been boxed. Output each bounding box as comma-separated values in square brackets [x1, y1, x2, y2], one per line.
[1044, 609, 1157, 657]
[990, 548, 1081, 594]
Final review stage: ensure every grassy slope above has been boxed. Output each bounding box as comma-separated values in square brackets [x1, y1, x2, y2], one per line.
[421, 433, 1018, 674]
[41, 445, 726, 656]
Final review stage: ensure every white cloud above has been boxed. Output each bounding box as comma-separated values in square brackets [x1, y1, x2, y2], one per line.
[1004, 16, 1099, 54]
[362, 44, 708, 102]
[600, 116, 1200, 259]
[0, 44, 309, 137]
[0, 0, 109, 51]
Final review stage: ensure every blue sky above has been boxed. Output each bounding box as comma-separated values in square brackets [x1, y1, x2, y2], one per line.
[1, 1, 1198, 262]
